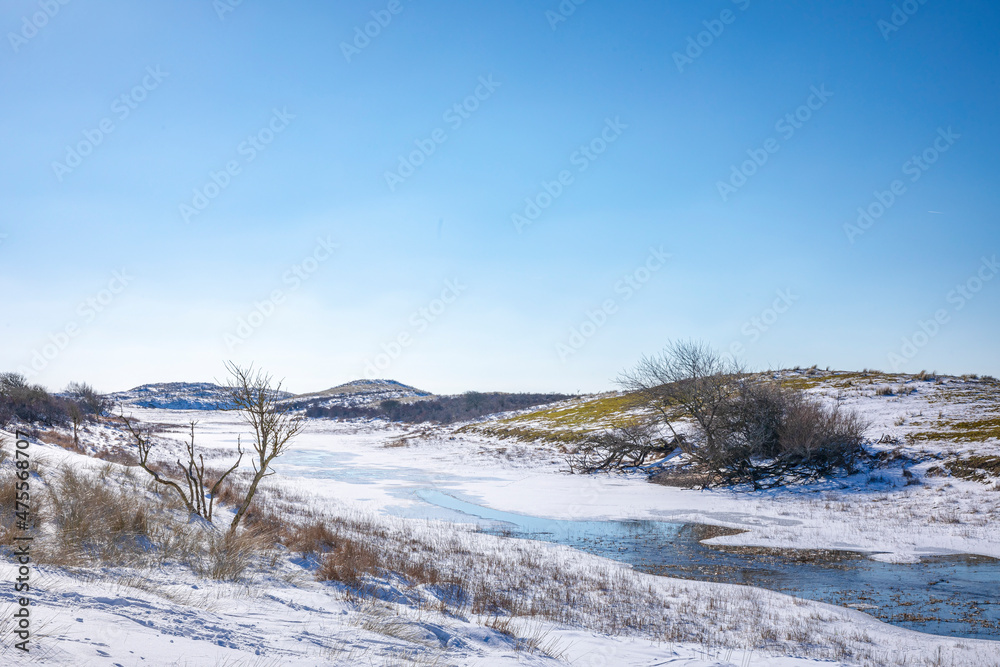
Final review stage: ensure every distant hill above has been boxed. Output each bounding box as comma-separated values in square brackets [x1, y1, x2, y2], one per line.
[107, 379, 427, 412]
[108, 382, 292, 411]
[286, 379, 433, 410]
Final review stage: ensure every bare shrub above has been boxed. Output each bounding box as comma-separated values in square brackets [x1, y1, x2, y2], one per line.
[64, 381, 110, 417]
[121, 415, 241, 523]
[201, 528, 270, 581]
[570, 421, 674, 473]
[778, 394, 868, 465]
[599, 341, 870, 487]
[617, 340, 742, 461]
[0, 373, 72, 426]
[41, 466, 153, 565]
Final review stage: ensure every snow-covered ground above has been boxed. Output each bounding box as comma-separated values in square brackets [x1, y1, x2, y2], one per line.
[3, 372, 1000, 665]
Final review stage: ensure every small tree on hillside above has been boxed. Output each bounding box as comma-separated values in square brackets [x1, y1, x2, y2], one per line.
[122, 415, 242, 522]
[66, 381, 110, 417]
[222, 361, 303, 532]
[616, 339, 744, 463]
[68, 402, 83, 447]
[581, 340, 870, 487]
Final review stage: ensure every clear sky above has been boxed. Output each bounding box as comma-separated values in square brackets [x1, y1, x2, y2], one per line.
[2, 0, 998, 395]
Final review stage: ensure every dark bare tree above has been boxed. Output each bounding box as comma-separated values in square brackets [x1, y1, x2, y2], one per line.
[616, 339, 744, 463]
[583, 341, 870, 488]
[122, 413, 242, 522]
[221, 361, 303, 532]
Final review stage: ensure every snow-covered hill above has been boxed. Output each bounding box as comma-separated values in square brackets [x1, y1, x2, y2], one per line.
[108, 382, 292, 411]
[108, 379, 429, 412]
[285, 378, 433, 409]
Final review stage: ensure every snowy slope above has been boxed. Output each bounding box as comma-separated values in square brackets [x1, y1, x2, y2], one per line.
[107, 382, 293, 411]
[6, 369, 1000, 666]
[285, 378, 433, 409]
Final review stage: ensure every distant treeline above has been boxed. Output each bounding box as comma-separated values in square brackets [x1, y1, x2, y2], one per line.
[0, 372, 108, 427]
[304, 391, 573, 424]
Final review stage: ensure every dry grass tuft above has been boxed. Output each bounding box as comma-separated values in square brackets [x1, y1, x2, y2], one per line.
[317, 536, 384, 586]
[38, 429, 86, 454]
[286, 520, 338, 557]
[200, 527, 273, 582]
[41, 465, 154, 565]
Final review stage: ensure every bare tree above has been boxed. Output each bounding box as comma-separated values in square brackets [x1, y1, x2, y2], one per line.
[608, 341, 870, 488]
[66, 381, 110, 417]
[68, 402, 83, 447]
[121, 413, 242, 522]
[222, 361, 303, 532]
[617, 339, 744, 463]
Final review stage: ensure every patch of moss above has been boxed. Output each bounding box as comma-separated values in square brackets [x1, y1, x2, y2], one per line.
[910, 416, 1000, 443]
[502, 392, 649, 428]
[457, 392, 659, 444]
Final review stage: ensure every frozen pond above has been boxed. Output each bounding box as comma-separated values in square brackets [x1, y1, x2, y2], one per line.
[418, 490, 1000, 640]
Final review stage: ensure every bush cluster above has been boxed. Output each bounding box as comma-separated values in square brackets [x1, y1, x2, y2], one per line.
[698, 379, 869, 486]
[0, 373, 108, 427]
[576, 341, 870, 488]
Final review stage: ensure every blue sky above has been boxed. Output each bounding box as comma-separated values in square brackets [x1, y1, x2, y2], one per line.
[1, 0, 998, 395]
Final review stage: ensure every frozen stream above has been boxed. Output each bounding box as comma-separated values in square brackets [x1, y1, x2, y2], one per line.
[261, 429, 1000, 642]
[415, 490, 1000, 640]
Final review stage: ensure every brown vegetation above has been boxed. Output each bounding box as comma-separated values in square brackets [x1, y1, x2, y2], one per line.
[577, 340, 870, 488]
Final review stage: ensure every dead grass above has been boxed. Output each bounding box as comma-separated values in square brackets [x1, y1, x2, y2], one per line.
[40, 465, 158, 566]
[200, 527, 275, 581]
[7, 456, 274, 582]
[38, 428, 86, 454]
[231, 500, 892, 664]
[650, 468, 713, 488]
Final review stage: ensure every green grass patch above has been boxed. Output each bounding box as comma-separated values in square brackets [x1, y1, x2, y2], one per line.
[458, 392, 656, 445]
[910, 416, 1000, 443]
